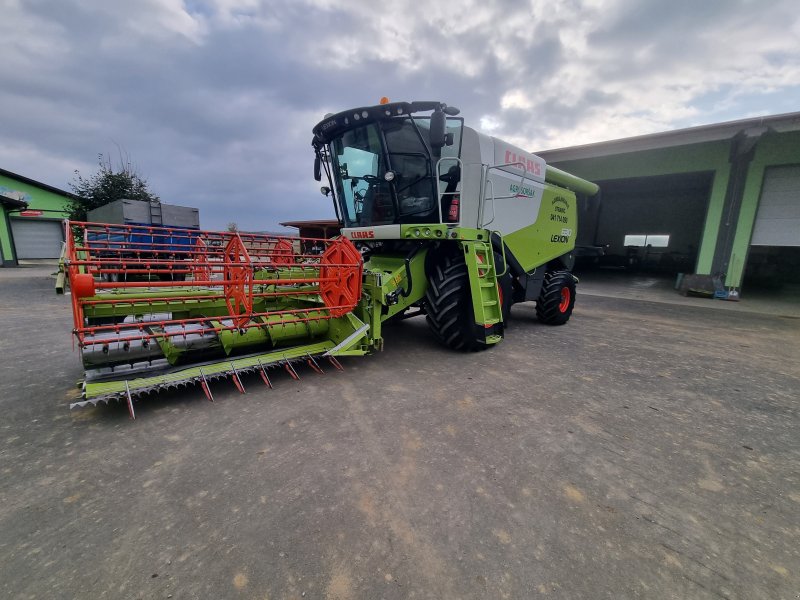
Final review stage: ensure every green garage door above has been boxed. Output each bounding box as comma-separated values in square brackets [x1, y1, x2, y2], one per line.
[751, 165, 800, 247]
[10, 218, 65, 259]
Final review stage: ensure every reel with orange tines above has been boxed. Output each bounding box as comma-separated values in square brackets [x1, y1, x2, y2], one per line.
[62, 221, 363, 417]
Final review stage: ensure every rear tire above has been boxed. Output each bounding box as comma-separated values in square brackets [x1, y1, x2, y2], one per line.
[536, 270, 576, 325]
[425, 253, 495, 351]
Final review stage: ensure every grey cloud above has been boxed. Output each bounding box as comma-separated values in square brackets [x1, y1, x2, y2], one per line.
[1, 0, 798, 230]
[504, 87, 623, 144]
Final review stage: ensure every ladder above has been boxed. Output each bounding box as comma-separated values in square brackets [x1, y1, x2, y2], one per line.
[149, 201, 163, 226]
[463, 241, 502, 333]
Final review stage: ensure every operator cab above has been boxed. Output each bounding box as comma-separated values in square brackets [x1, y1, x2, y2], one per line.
[312, 101, 463, 228]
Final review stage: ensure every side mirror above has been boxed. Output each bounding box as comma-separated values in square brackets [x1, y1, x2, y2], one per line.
[320, 186, 331, 197]
[430, 107, 446, 149]
[314, 155, 322, 181]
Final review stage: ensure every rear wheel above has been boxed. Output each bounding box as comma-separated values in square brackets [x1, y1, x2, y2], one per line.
[426, 253, 496, 351]
[536, 270, 576, 325]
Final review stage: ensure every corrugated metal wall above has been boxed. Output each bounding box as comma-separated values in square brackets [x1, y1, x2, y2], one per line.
[10, 218, 64, 259]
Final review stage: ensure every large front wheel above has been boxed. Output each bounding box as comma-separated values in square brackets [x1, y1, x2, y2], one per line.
[536, 270, 576, 325]
[425, 253, 498, 351]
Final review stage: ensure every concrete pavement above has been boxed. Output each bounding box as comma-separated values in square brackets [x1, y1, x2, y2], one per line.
[0, 267, 798, 599]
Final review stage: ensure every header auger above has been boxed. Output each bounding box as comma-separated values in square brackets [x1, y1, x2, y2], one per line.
[59, 99, 598, 417]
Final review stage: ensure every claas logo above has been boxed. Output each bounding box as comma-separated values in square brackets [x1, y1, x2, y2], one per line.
[504, 150, 542, 176]
[351, 230, 375, 239]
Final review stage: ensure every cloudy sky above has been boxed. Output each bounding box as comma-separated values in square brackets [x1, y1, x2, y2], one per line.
[2, 0, 798, 231]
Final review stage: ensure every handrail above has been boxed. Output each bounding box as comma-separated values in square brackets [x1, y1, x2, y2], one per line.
[494, 231, 508, 277]
[481, 178, 496, 228]
[486, 161, 535, 200]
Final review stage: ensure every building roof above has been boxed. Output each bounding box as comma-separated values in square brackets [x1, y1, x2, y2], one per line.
[0, 167, 76, 199]
[538, 111, 800, 162]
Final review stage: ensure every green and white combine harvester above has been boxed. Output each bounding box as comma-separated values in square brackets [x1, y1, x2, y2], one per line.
[59, 100, 598, 417]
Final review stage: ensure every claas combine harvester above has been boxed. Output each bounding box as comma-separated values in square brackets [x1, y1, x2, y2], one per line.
[58, 100, 598, 417]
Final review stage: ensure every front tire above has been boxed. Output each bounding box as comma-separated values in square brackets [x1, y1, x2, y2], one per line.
[536, 270, 576, 325]
[426, 253, 496, 351]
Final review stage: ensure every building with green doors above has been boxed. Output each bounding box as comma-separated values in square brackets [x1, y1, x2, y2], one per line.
[0, 169, 73, 266]
[538, 112, 800, 295]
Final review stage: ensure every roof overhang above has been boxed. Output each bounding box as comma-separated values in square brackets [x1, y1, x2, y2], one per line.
[538, 111, 800, 163]
[0, 194, 29, 210]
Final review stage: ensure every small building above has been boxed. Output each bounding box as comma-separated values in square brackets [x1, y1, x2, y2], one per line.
[0, 168, 73, 266]
[538, 111, 800, 294]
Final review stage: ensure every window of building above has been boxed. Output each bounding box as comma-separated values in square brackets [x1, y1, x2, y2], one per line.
[624, 234, 670, 247]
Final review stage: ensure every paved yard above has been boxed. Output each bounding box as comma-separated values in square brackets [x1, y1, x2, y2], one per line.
[0, 268, 798, 599]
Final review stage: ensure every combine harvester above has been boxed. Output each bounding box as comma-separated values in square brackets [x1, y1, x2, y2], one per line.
[59, 99, 598, 417]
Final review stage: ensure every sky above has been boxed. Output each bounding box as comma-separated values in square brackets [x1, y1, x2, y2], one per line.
[1, 0, 798, 231]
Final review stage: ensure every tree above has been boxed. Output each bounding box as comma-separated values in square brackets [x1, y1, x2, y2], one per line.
[68, 153, 160, 221]
[227, 222, 239, 232]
